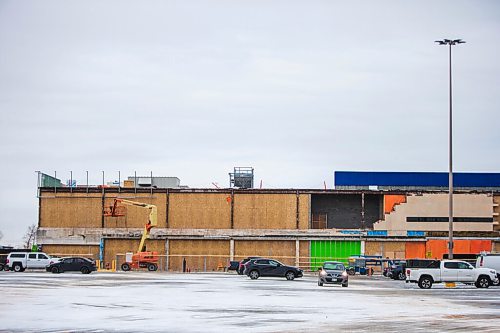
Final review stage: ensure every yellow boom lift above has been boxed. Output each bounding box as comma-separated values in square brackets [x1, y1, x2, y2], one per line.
[105, 198, 159, 271]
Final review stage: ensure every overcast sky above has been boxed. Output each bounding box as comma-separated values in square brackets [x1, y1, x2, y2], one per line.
[0, 0, 499, 246]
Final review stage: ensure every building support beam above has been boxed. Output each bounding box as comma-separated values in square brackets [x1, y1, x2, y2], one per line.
[295, 239, 300, 267]
[165, 239, 169, 271]
[296, 191, 300, 229]
[229, 238, 234, 261]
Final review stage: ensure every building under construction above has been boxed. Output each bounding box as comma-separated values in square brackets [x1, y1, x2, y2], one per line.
[36, 171, 500, 271]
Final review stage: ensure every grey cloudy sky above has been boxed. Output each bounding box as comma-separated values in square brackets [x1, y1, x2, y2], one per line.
[1, 0, 499, 245]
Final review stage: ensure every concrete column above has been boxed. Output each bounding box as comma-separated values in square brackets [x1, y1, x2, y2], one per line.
[165, 239, 169, 271]
[295, 239, 300, 267]
[296, 191, 300, 229]
[229, 239, 234, 261]
[360, 240, 365, 256]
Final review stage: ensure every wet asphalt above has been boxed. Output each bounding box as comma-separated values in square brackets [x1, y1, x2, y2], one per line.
[0, 271, 499, 332]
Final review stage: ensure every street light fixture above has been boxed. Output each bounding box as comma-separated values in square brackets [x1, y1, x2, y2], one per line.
[435, 38, 466, 260]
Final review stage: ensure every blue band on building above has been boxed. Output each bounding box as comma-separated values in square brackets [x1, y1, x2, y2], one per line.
[334, 171, 500, 188]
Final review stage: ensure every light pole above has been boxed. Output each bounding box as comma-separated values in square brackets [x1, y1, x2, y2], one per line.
[435, 38, 465, 260]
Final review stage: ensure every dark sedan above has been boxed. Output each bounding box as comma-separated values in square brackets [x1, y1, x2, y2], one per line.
[318, 261, 348, 287]
[243, 258, 303, 280]
[46, 257, 97, 274]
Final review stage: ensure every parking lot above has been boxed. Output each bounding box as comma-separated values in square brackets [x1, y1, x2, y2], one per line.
[1, 271, 499, 332]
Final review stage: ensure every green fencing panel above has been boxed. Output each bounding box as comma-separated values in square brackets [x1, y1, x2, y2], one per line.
[310, 240, 361, 271]
[40, 173, 62, 188]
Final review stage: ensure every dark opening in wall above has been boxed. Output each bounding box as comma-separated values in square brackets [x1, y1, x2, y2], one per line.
[311, 193, 383, 229]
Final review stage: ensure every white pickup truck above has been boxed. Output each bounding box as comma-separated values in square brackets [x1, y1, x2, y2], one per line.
[406, 260, 498, 289]
[6, 252, 53, 272]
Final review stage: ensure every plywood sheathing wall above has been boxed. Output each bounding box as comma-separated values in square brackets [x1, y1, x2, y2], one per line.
[234, 240, 296, 266]
[169, 240, 229, 272]
[40, 192, 102, 228]
[234, 194, 298, 229]
[493, 241, 500, 253]
[169, 193, 231, 229]
[104, 193, 167, 229]
[104, 239, 165, 267]
[299, 240, 310, 268]
[43, 244, 99, 258]
[298, 194, 310, 229]
[365, 241, 406, 259]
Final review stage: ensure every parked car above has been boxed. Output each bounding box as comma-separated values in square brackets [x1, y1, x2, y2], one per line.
[243, 258, 303, 280]
[0, 255, 7, 271]
[390, 262, 407, 280]
[6, 252, 52, 272]
[406, 260, 498, 289]
[476, 253, 500, 286]
[237, 256, 261, 275]
[384, 259, 405, 278]
[318, 261, 348, 287]
[46, 257, 97, 274]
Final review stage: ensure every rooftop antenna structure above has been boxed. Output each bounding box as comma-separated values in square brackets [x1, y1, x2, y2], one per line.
[229, 167, 254, 189]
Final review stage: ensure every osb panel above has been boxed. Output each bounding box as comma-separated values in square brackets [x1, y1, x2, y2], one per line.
[299, 240, 310, 269]
[234, 194, 297, 229]
[365, 241, 406, 259]
[169, 240, 230, 272]
[298, 194, 310, 229]
[365, 241, 382, 256]
[383, 242, 406, 253]
[299, 240, 310, 259]
[493, 241, 500, 253]
[104, 193, 167, 229]
[169, 193, 231, 229]
[104, 239, 165, 265]
[42, 245, 99, 258]
[234, 240, 296, 266]
[39, 193, 102, 228]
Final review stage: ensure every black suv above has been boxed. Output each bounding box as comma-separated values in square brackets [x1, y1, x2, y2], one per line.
[390, 262, 407, 280]
[237, 256, 261, 275]
[243, 258, 303, 280]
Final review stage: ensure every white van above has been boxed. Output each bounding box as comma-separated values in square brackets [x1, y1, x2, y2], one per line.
[6, 252, 52, 272]
[476, 253, 500, 285]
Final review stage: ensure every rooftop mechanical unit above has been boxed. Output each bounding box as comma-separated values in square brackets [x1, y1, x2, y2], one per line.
[229, 167, 254, 189]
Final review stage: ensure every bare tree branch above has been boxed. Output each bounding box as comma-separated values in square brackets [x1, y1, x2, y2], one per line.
[23, 224, 38, 249]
